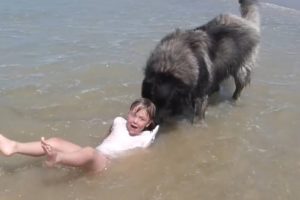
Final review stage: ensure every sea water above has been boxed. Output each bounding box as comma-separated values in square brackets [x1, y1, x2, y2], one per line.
[0, 0, 299, 199]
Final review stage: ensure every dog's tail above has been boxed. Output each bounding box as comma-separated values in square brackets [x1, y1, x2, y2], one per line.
[239, 0, 260, 29]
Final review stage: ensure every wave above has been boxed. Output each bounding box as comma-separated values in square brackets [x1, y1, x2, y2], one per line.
[262, 2, 300, 15]
[0, 64, 21, 68]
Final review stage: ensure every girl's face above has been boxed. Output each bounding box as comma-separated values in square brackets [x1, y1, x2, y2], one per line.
[126, 107, 151, 136]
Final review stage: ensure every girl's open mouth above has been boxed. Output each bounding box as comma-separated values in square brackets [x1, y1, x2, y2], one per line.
[130, 124, 138, 129]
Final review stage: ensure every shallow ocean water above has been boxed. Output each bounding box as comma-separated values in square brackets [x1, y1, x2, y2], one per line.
[0, 0, 300, 199]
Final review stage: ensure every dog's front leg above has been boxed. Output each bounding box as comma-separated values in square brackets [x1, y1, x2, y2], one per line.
[193, 95, 208, 123]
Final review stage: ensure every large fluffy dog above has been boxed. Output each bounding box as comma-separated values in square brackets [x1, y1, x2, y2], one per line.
[141, 0, 260, 123]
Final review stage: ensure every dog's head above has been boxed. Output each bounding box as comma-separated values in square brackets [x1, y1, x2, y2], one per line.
[142, 73, 193, 123]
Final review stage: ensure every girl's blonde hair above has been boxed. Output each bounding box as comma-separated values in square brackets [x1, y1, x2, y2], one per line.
[130, 98, 156, 130]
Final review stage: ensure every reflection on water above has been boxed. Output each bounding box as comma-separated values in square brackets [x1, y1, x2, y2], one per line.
[0, 0, 300, 199]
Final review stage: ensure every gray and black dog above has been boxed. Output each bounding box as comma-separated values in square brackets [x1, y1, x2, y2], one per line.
[141, 0, 260, 123]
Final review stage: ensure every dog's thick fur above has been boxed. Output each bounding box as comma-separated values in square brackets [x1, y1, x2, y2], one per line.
[142, 0, 260, 122]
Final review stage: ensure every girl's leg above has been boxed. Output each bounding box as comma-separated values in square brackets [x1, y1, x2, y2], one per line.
[0, 134, 82, 157]
[42, 139, 108, 172]
[41, 137, 82, 153]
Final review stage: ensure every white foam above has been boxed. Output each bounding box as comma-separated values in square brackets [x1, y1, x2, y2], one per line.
[81, 87, 99, 94]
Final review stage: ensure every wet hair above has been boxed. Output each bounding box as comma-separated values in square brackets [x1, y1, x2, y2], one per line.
[129, 98, 157, 130]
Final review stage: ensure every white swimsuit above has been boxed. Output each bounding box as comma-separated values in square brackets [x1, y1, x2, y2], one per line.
[96, 117, 159, 159]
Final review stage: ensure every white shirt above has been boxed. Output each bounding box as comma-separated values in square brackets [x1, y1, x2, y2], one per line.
[96, 117, 159, 159]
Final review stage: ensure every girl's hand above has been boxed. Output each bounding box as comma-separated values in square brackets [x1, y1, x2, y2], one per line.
[151, 125, 160, 135]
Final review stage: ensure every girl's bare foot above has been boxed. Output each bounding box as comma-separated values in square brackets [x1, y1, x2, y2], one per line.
[41, 137, 59, 167]
[0, 134, 17, 156]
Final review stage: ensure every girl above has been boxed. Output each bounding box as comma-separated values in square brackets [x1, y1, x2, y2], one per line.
[0, 98, 159, 173]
